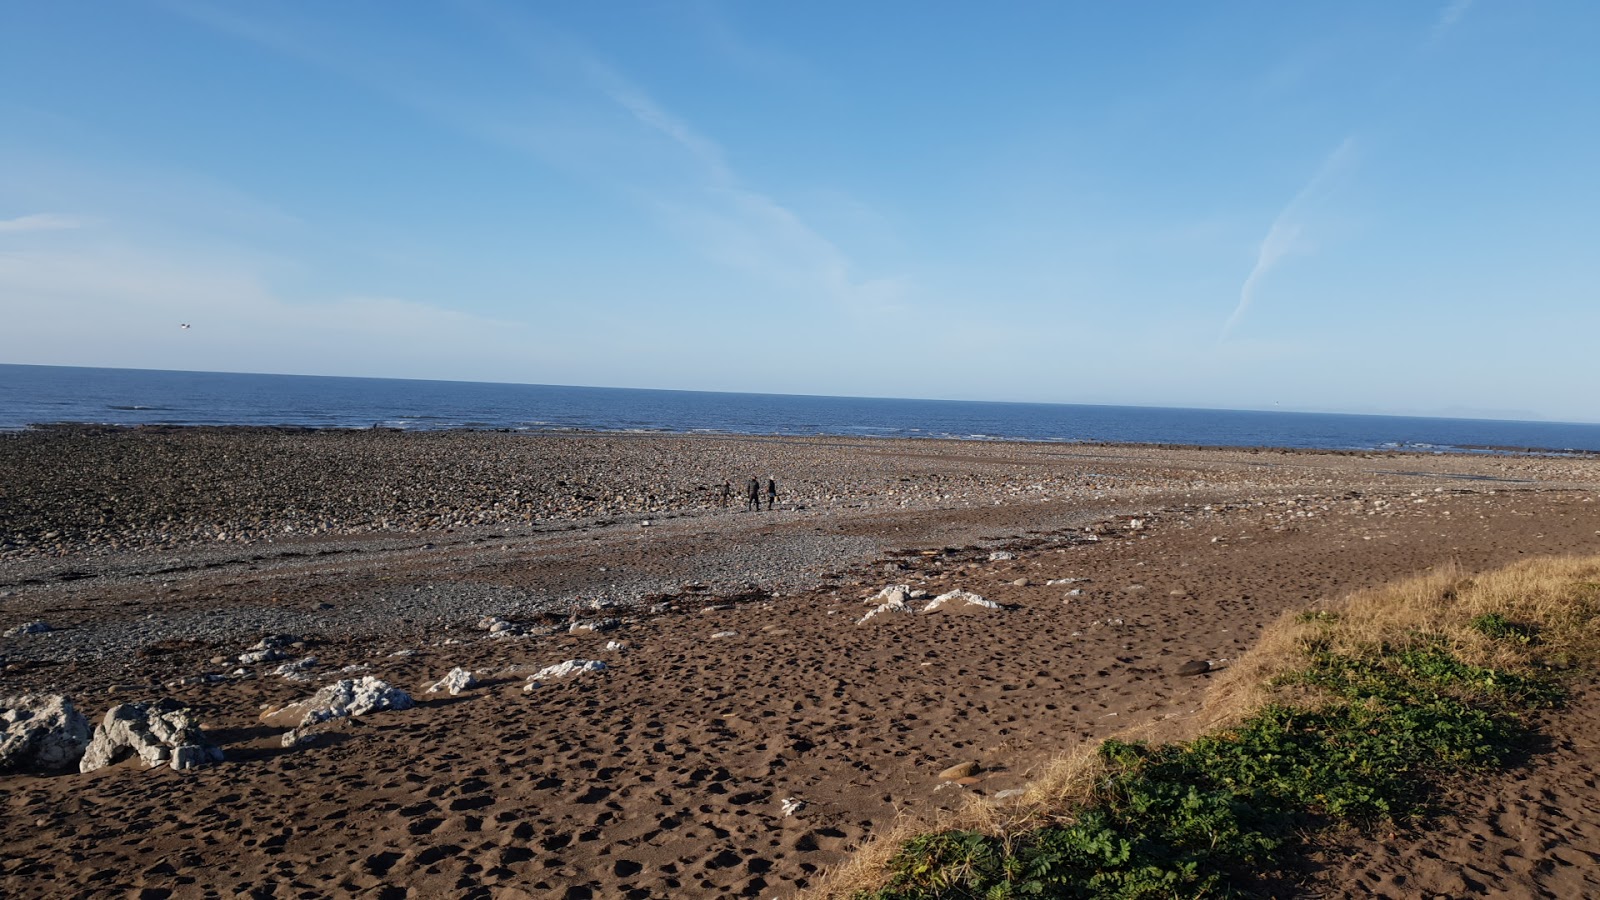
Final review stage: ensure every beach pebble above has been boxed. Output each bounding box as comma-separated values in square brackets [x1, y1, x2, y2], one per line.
[938, 760, 981, 780]
[569, 618, 619, 635]
[1175, 660, 1212, 676]
[988, 551, 1016, 561]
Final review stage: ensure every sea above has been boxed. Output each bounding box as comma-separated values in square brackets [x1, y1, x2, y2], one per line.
[3, 364, 1599, 455]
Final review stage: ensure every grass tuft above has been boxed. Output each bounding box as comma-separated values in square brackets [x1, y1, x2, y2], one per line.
[819, 554, 1600, 899]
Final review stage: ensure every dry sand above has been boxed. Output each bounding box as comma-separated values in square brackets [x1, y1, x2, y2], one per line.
[3, 430, 1599, 898]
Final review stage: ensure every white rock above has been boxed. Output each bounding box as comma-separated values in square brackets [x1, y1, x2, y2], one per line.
[857, 597, 912, 624]
[780, 797, 806, 817]
[922, 590, 1001, 614]
[988, 551, 1016, 561]
[476, 616, 509, 631]
[79, 700, 223, 773]
[0, 694, 91, 773]
[238, 648, 287, 665]
[262, 676, 415, 728]
[865, 584, 912, 606]
[523, 659, 606, 691]
[272, 657, 319, 681]
[604, 640, 627, 652]
[4, 621, 52, 637]
[427, 667, 478, 696]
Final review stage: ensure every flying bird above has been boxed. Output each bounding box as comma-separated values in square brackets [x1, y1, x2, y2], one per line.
[180, 323, 191, 329]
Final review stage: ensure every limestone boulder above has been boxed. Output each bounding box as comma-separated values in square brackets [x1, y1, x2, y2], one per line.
[79, 699, 223, 773]
[0, 694, 91, 774]
[260, 676, 415, 728]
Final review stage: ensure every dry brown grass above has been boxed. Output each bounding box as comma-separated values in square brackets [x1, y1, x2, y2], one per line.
[807, 553, 1600, 899]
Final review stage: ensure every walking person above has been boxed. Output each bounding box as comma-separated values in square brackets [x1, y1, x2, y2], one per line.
[719, 481, 732, 508]
[745, 476, 760, 512]
[766, 477, 778, 511]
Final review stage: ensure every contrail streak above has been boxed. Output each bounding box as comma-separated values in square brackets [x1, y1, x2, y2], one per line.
[1221, 137, 1355, 340]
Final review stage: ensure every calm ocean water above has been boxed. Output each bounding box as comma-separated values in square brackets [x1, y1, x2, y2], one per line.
[3, 364, 1598, 454]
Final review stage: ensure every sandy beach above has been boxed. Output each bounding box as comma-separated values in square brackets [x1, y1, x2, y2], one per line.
[3, 428, 1599, 898]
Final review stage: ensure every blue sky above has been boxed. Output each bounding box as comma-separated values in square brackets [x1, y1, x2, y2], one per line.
[3, 1, 1597, 421]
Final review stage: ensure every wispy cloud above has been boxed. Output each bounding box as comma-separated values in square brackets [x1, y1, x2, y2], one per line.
[581, 58, 906, 311]
[164, 1, 903, 314]
[1221, 137, 1356, 340]
[0, 213, 85, 233]
[1433, 0, 1474, 36]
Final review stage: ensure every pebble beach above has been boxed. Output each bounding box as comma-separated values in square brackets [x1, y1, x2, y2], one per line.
[4, 427, 1600, 898]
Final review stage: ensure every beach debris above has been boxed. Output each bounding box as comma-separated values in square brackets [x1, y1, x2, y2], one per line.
[1046, 578, 1088, 585]
[710, 630, 739, 639]
[427, 667, 477, 696]
[4, 621, 52, 637]
[0, 694, 92, 774]
[1064, 589, 1084, 597]
[922, 590, 1000, 614]
[260, 676, 415, 728]
[1126, 518, 1146, 531]
[938, 760, 981, 780]
[994, 788, 1027, 801]
[780, 797, 806, 817]
[523, 659, 606, 691]
[988, 551, 1016, 561]
[79, 699, 223, 773]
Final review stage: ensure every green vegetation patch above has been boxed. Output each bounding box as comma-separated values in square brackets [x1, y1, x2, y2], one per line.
[858, 636, 1560, 900]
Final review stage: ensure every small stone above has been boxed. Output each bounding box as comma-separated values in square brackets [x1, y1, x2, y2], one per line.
[4, 622, 52, 638]
[1012, 578, 1029, 587]
[939, 760, 981, 780]
[1176, 660, 1212, 677]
